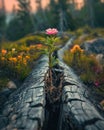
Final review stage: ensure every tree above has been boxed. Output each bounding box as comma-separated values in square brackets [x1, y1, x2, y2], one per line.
[34, 0, 49, 30]
[58, 0, 76, 31]
[16, 0, 35, 35]
[47, 0, 59, 28]
[0, 0, 6, 41]
[6, 0, 34, 41]
[94, 1, 104, 27]
[79, 0, 104, 28]
[45, 0, 76, 31]
[84, 0, 96, 27]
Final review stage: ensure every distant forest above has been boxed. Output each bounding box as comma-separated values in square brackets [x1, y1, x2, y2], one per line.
[0, 0, 104, 41]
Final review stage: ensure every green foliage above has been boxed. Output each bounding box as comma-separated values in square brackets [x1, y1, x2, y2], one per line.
[51, 56, 58, 67]
[42, 0, 76, 31]
[47, 0, 59, 28]
[94, 3, 104, 27]
[0, 34, 46, 85]
[34, 10, 49, 31]
[0, 31, 68, 90]
[72, 27, 104, 46]
[6, 16, 34, 41]
[0, 9, 6, 41]
[0, 77, 9, 90]
[6, 0, 34, 41]
[44, 36, 59, 68]
[65, 27, 104, 91]
[78, 0, 104, 28]
[64, 42, 104, 96]
[1, 34, 45, 50]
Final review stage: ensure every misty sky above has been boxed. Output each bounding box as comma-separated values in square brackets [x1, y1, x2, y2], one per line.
[5, 0, 83, 12]
[5, 0, 49, 12]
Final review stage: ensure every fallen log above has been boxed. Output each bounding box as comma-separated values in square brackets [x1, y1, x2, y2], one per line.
[59, 61, 104, 130]
[0, 56, 48, 130]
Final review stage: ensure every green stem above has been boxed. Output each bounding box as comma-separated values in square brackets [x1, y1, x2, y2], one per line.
[49, 52, 53, 87]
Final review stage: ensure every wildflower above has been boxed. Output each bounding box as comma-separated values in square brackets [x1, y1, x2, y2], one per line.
[1, 57, 5, 60]
[46, 28, 58, 35]
[93, 66, 102, 74]
[17, 55, 22, 60]
[12, 48, 15, 52]
[23, 59, 27, 65]
[30, 45, 35, 49]
[25, 55, 30, 60]
[36, 44, 42, 49]
[95, 68, 101, 73]
[9, 57, 13, 61]
[12, 58, 17, 63]
[1, 49, 7, 55]
[70, 45, 83, 53]
[44, 28, 59, 88]
[70, 48, 75, 53]
[80, 49, 84, 53]
[73, 45, 81, 51]
[9, 57, 17, 63]
[94, 81, 99, 87]
[26, 47, 30, 51]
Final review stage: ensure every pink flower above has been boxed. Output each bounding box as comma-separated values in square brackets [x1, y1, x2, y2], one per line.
[46, 28, 58, 35]
[94, 81, 99, 87]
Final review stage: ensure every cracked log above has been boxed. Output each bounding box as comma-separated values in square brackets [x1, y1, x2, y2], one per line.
[0, 56, 48, 130]
[0, 37, 104, 130]
[58, 61, 104, 130]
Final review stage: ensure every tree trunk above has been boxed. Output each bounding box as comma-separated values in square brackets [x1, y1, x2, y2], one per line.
[85, 0, 95, 27]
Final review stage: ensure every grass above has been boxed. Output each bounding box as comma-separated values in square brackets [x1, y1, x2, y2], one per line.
[0, 33, 68, 91]
[71, 26, 104, 46]
[0, 35, 45, 90]
[0, 77, 9, 91]
[63, 27, 104, 98]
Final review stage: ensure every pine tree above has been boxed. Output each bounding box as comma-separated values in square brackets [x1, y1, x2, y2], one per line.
[94, 0, 104, 27]
[48, 0, 59, 28]
[84, 0, 95, 27]
[0, 0, 6, 41]
[82, 0, 103, 27]
[58, 0, 76, 30]
[7, 0, 34, 41]
[34, 0, 49, 30]
[46, 0, 75, 30]
[16, 0, 34, 35]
